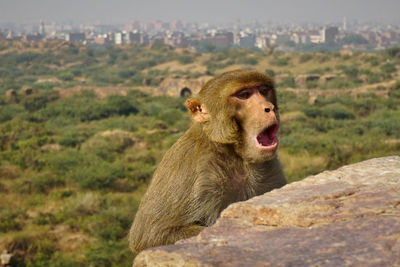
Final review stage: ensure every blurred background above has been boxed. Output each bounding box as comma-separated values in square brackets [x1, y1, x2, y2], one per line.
[0, 0, 399, 266]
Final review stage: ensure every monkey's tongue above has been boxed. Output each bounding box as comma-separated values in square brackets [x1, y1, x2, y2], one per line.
[257, 124, 278, 147]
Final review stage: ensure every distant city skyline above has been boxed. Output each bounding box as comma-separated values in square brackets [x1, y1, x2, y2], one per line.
[1, 0, 400, 26]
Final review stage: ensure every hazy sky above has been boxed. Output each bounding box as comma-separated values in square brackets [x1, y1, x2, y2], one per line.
[1, 0, 399, 25]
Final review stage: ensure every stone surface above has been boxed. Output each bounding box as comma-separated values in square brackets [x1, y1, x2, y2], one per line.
[158, 76, 211, 97]
[134, 156, 400, 267]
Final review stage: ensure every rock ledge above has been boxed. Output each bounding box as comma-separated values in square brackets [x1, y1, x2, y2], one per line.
[134, 156, 400, 266]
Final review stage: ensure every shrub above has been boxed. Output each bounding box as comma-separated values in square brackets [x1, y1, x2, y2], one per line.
[71, 160, 123, 190]
[56, 71, 74, 81]
[303, 107, 322, 118]
[369, 115, 400, 138]
[341, 65, 359, 78]
[306, 80, 319, 89]
[321, 103, 355, 120]
[272, 56, 290, 66]
[265, 69, 275, 77]
[68, 192, 103, 216]
[0, 209, 23, 232]
[384, 47, 400, 58]
[58, 134, 82, 147]
[299, 54, 313, 63]
[46, 150, 86, 175]
[33, 212, 58, 225]
[104, 95, 139, 116]
[30, 172, 65, 194]
[324, 77, 352, 89]
[118, 70, 135, 79]
[81, 130, 136, 161]
[177, 55, 195, 65]
[0, 104, 25, 122]
[21, 92, 59, 112]
[380, 63, 396, 74]
[126, 161, 155, 183]
[237, 56, 258, 65]
[278, 75, 296, 88]
[341, 34, 368, 45]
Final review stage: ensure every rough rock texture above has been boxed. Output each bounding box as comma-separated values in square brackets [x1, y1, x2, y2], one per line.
[134, 156, 400, 266]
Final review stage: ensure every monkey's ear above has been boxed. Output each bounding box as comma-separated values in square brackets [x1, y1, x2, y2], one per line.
[185, 98, 209, 123]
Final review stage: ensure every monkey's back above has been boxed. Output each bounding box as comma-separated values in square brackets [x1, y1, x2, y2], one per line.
[129, 124, 216, 252]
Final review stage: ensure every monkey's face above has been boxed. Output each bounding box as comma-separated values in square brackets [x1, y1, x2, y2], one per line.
[231, 84, 279, 163]
[187, 70, 279, 162]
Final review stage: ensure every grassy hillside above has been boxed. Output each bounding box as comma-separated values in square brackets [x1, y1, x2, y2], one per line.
[0, 41, 399, 266]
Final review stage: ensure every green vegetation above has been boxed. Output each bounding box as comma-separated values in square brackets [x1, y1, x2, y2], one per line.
[0, 40, 399, 266]
[0, 87, 190, 266]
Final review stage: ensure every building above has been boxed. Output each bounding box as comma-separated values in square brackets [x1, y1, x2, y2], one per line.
[291, 32, 310, 44]
[321, 27, 339, 43]
[39, 20, 46, 36]
[165, 32, 190, 47]
[255, 35, 270, 48]
[66, 32, 86, 42]
[273, 34, 291, 45]
[204, 32, 234, 48]
[239, 35, 255, 48]
[23, 33, 43, 42]
[94, 34, 113, 45]
[114, 32, 124, 45]
[309, 30, 323, 44]
[126, 31, 148, 44]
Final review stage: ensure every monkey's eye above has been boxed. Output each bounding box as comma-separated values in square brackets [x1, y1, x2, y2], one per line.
[234, 89, 253, 100]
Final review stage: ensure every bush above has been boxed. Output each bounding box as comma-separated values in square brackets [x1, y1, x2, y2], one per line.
[21, 92, 58, 112]
[118, 70, 135, 79]
[265, 69, 275, 78]
[384, 47, 400, 58]
[0, 209, 23, 232]
[369, 114, 400, 138]
[303, 107, 322, 118]
[299, 54, 313, 63]
[380, 63, 396, 74]
[46, 150, 86, 175]
[81, 130, 136, 161]
[30, 172, 65, 194]
[393, 80, 400, 90]
[237, 56, 258, 65]
[306, 80, 319, 89]
[56, 71, 75, 81]
[324, 77, 352, 89]
[33, 212, 58, 225]
[126, 161, 155, 183]
[68, 192, 103, 216]
[321, 103, 355, 120]
[0, 104, 25, 123]
[272, 56, 290, 66]
[278, 75, 296, 88]
[341, 34, 368, 45]
[177, 55, 195, 65]
[104, 95, 139, 116]
[71, 160, 123, 190]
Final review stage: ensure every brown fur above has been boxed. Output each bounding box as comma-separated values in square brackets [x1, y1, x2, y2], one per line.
[129, 70, 286, 253]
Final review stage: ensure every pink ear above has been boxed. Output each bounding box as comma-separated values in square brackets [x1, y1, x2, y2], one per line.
[185, 98, 209, 123]
[185, 98, 201, 113]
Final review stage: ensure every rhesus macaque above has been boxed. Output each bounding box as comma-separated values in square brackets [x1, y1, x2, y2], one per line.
[129, 70, 286, 253]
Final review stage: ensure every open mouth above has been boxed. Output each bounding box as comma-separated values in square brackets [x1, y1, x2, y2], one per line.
[256, 124, 279, 148]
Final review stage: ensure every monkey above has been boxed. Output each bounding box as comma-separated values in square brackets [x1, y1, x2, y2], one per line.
[129, 70, 286, 253]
